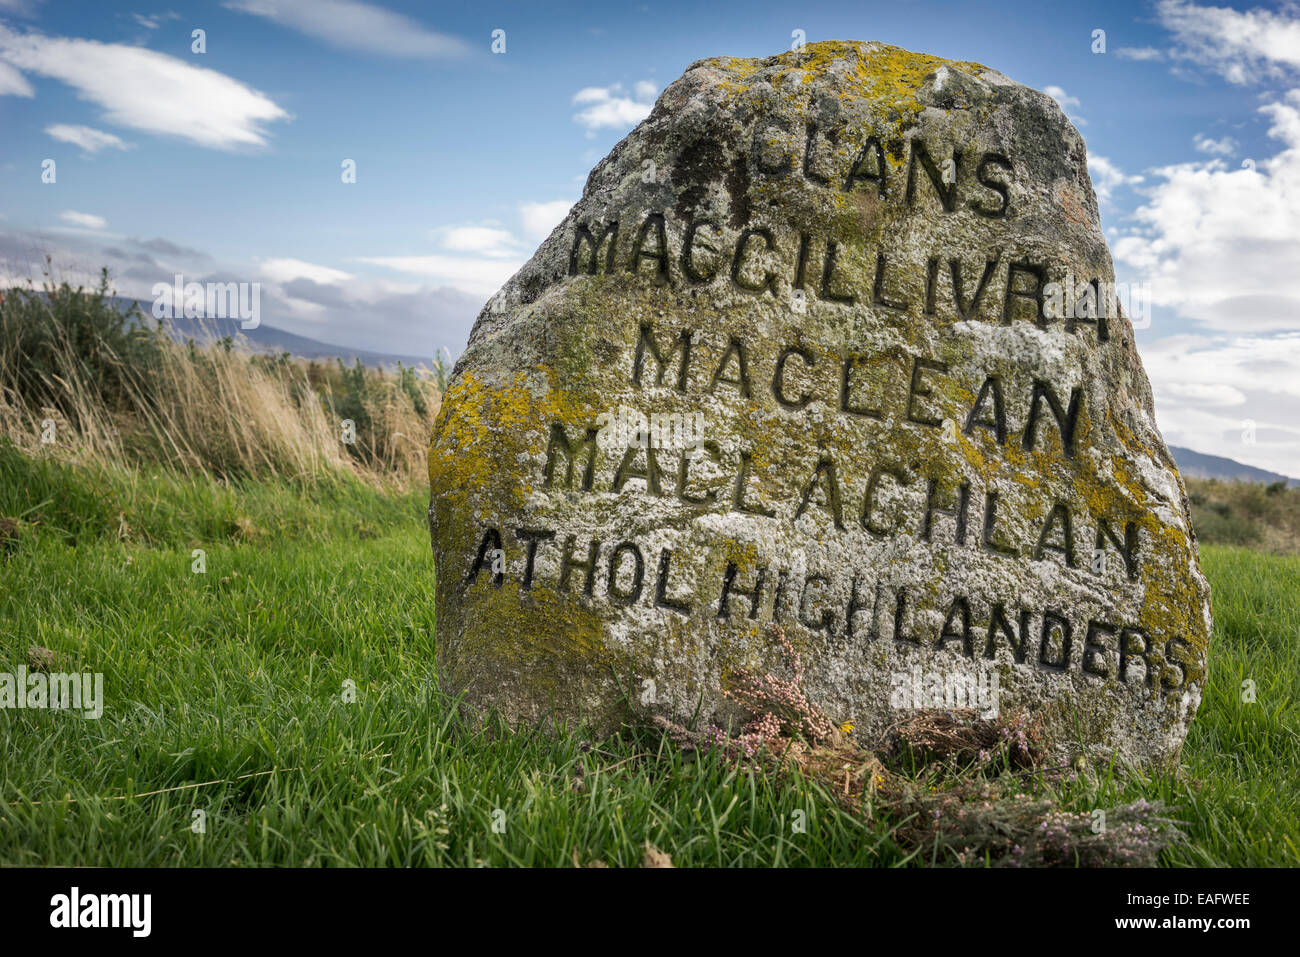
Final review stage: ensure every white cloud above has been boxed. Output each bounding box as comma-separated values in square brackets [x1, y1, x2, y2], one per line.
[0, 24, 290, 149]
[45, 123, 132, 153]
[1105, 4, 1300, 475]
[1108, 69, 1300, 474]
[44, 228, 124, 241]
[59, 210, 107, 230]
[519, 199, 574, 242]
[260, 258, 352, 285]
[572, 81, 655, 131]
[356, 253, 521, 296]
[0, 57, 33, 96]
[1115, 46, 1165, 62]
[1158, 402, 1300, 477]
[1158, 381, 1247, 406]
[1043, 85, 1079, 109]
[131, 12, 180, 30]
[357, 212, 579, 295]
[1043, 84, 1085, 126]
[425, 202, 577, 269]
[571, 87, 611, 104]
[1156, 0, 1300, 84]
[224, 0, 468, 59]
[437, 225, 521, 258]
[1141, 333, 1300, 475]
[1088, 155, 1144, 204]
[376, 206, 579, 294]
[1193, 133, 1238, 156]
[1113, 90, 1300, 334]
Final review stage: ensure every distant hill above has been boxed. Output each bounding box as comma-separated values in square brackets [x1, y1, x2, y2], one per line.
[114, 297, 432, 370]
[1169, 446, 1299, 487]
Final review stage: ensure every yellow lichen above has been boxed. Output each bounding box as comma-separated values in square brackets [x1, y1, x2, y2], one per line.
[709, 41, 990, 168]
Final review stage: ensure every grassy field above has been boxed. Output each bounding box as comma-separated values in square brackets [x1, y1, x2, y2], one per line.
[2, 447, 1297, 867]
[1, 279, 1296, 867]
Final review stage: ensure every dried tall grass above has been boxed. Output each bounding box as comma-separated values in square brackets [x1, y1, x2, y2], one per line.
[0, 269, 440, 489]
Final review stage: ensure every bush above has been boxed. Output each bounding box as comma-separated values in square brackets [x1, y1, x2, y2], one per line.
[1190, 504, 1262, 547]
[0, 266, 167, 423]
[1186, 477, 1300, 553]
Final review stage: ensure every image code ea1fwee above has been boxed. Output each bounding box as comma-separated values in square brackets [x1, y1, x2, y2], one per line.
[0, 0, 1292, 927]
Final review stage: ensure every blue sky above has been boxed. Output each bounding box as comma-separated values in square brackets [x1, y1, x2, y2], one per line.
[2, 0, 1300, 475]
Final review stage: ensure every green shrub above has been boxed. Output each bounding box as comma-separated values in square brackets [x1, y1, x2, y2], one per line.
[1190, 504, 1262, 547]
[0, 266, 167, 424]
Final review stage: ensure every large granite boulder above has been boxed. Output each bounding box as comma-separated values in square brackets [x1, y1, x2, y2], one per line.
[427, 40, 1211, 766]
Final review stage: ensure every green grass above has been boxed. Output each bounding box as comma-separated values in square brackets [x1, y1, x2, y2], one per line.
[1, 454, 1298, 866]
